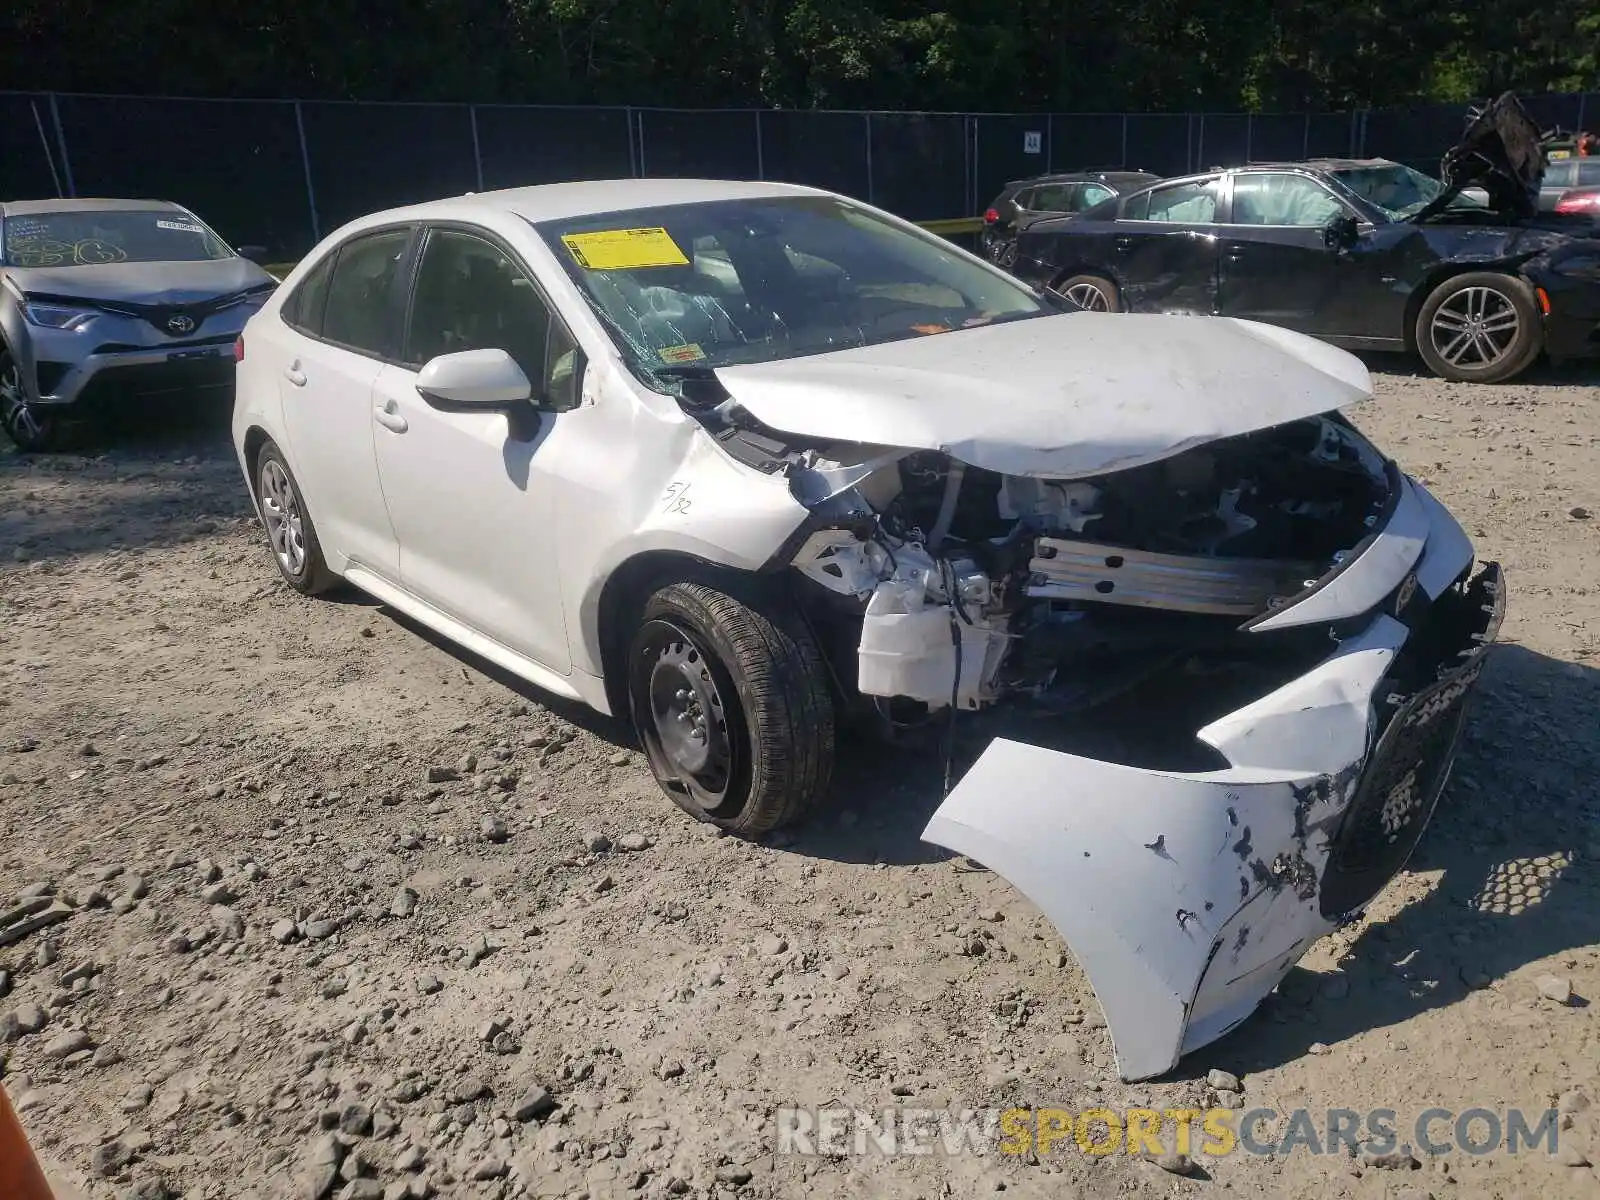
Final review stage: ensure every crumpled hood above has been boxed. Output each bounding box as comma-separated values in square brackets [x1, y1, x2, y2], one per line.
[5, 257, 275, 305]
[1421, 91, 1545, 222]
[714, 312, 1373, 479]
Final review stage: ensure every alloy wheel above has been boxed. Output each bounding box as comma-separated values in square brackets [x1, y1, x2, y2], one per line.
[258, 458, 308, 577]
[1062, 282, 1110, 311]
[1428, 286, 1520, 370]
[0, 359, 47, 447]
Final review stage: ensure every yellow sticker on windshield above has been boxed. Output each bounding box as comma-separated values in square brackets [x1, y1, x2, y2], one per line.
[561, 227, 689, 270]
[659, 343, 706, 364]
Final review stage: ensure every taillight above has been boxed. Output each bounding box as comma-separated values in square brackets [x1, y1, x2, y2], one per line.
[234, 335, 245, 363]
[983, 208, 1000, 224]
[1556, 192, 1600, 214]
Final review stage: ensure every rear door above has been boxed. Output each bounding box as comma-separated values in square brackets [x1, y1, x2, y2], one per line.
[1106, 177, 1225, 313]
[1216, 171, 1355, 336]
[273, 227, 412, 579]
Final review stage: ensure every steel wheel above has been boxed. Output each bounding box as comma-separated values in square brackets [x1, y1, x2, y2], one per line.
[258, 457, 307, 578]
[1063, 281, 1110, 311]
[1427, 285, 1521, 370]
[635, 618, 736, 815]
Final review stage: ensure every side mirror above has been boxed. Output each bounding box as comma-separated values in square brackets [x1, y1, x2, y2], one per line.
[236, 245, 269, 263]
[417, 349, 533, 410]
[1323, 214, 1360, 251]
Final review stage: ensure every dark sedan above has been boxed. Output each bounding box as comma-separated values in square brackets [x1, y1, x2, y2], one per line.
[1012, 96, 1600, 383]
[980, 171, 1160, 267]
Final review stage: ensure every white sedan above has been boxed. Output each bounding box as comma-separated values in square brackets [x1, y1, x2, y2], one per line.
[232, 178, 1502, 1081]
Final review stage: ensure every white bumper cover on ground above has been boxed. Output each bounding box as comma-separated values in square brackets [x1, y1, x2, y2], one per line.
[922, 483, 1502, 1081]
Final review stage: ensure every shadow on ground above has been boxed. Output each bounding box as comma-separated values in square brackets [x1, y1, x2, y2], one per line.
[0, 397, 246, 565]
[1361, 352, 1600, 388]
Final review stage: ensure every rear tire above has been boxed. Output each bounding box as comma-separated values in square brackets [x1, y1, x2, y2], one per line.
[1415, 272, 1541, 383]
[0, 350, 71, 452]
[627, 579, 834, 836]
[254, 441, 338, 595]
[1053, 273, 1121, 312]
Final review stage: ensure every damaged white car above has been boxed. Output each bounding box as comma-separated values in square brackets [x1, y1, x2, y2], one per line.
[232, 179, 1504, 1082]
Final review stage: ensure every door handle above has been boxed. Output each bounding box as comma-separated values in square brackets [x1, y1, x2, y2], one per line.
[1225, 243, 1248, 262]
[1114, 236, 1133, 252]
[373, 401, 408, 434]
[283, 362, 306, 387]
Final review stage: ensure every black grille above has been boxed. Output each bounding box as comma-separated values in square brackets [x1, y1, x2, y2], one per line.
[75, 358, 235, 408]
[1319, 564, 1504, 918]
[34, 361, 71, 395]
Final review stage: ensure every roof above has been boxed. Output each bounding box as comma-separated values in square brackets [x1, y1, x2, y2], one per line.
[1000, 171, 1159, 191]
[0, 198, 189, 217]
[367, 178, 826, 227]
[1239, 158, 1397, 172]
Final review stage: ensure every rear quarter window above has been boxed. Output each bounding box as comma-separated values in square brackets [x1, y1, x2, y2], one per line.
[282, 253, 336, 337]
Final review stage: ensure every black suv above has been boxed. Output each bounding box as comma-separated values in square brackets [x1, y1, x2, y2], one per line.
[981, 170, 1160, 267]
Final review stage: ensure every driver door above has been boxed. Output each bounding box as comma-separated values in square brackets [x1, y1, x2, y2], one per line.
[1216, 172, 1358, 336]
[369, 225, 585, 674]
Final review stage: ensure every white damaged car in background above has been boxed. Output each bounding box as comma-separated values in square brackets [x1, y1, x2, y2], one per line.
[231, 180, 1504, 1084]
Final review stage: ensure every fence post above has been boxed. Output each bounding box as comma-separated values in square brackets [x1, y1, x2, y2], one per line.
[1302, 111, 1311, 158]
[1120, 114, 1128, 168]
[469, 105, 485, 192]
[294, 101, 321, 246]
[1195, 113, 1204, 171]
[47, 93, 76, 197]
[754, 110, 764, 180]
[1046, 113, 1054, 172]
[636, 109, 648, 176]
[625, 107, 637, 176]
[967, 116, 976, 219]
[864, 114, 874, 204]
[1244, 113, 1253, 163]
[29, 98, 64, 197]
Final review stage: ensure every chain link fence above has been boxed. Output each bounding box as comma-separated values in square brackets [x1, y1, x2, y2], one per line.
[3, 91, 1596, 260]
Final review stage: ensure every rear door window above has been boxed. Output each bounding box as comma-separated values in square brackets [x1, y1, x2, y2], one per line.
[1129, 179, 1221, 223]
[320, 228, 411, 358]
[1577, 161, 1600, 186]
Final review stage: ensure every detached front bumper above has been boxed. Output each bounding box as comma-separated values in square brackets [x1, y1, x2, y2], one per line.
[922, 481, 1504, 1082]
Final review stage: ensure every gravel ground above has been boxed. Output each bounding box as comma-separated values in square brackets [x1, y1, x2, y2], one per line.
[1, 359, 1598, 1200]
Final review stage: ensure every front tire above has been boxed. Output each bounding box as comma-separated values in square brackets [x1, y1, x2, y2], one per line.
[0, 350, 70, 452]
[254, 441, 337, 595]
[627, 580, 834, 836]
[1053, 273, 1121, 312]
[1415, 272, 1541, 383]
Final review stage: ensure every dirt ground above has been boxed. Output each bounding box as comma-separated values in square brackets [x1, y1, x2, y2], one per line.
[0, 358, 1597, 1200]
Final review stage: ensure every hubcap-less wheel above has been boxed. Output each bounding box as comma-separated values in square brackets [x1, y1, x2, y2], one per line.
[1428, 286, 1520, 370]
[1063, 282, 1110, 311]
[258, 458, 307, 577]
[636, 619, 735, 814]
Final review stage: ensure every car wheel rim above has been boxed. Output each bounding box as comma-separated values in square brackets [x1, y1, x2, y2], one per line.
[635, 619, 734, 813]
[258, 459, 307, 576]
[0, 361, 45, 444]
[1062, 282, 1110, 311]
[1430, 286, 1520, 369]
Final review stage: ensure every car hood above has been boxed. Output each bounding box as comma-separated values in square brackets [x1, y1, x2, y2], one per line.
[713, 313, 1373, 479]
[1419, 91, 1545, 222]
[5, 257, 275, 305]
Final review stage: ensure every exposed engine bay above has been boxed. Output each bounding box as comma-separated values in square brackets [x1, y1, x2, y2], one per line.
[774, 414, 1393, 742]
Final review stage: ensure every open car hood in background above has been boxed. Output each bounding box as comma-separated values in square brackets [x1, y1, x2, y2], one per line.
[713, 313, 1373, 479]
[1415, 91, 1545, 223]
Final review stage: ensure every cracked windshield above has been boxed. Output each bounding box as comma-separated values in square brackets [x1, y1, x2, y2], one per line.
[538, 195, 1047, 375]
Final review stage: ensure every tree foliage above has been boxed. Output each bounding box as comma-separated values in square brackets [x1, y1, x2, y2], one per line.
[4, 0, 1596, 111]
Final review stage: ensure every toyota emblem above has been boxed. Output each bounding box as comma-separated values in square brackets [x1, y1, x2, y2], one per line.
[166, 314, 196, 335]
